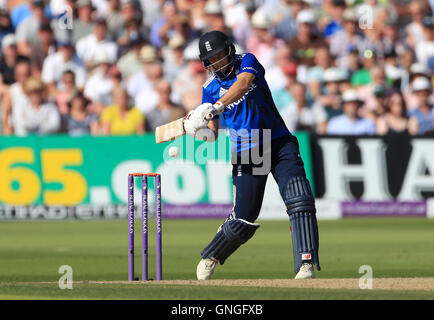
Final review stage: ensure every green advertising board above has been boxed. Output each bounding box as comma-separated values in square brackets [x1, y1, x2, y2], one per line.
[0, 133, 314, 218]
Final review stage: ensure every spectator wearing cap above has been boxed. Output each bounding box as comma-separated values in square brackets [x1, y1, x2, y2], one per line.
[376, 91, 419, 135]
[329, 8, 371, 69]
[0, 34, 24, 85]
[246, 10, 285, 70]
[55, 70, 79, 116]
[281, 82, 328, 134]
[404, 62, 432, 110]
[327, 89, 376, 135]
[126, 45, 159, 103]
[63, 91, 99, 136]
[162, 34, 187, 82]
[408, 77, 434, 135]
[42, 39, 87, 98]
[271, 61, 298, 112]
[306, 46, 332, 99]
[415, 17, 434, 71]
[116, 35, 145, 79]
[2, 60, 31, 134]
[72, 0, 94, 45]
[202, 0, 234, 36]
[84, 50, 117, 112]
[146, 79, 185, 132]
[0, 10, 14, 49]
[10, 77, 61, 135]
[15, 0, 47, 56]
[287, 9, 327, 69]
[100, 87, 145, 135]
[76, 18, 119, 70]
[266, 45, 294, 92]
[318, 67, 344, 121]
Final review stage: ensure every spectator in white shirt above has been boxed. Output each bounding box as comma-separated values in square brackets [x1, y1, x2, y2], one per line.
[327, 89, 376, 135]
[42, 39, 87, 98]
[75, 18, 118, 70]
[11, 77, 61, 135]
[84, 51, 116, 114]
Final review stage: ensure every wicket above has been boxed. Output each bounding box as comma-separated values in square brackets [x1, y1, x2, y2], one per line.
[128, 172, 162, 281]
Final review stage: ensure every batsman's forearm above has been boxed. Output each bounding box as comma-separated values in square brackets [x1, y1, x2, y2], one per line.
[218, 77, 251, 107]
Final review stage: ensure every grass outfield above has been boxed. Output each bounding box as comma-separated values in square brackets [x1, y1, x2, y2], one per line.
[0, 218, 433, 299]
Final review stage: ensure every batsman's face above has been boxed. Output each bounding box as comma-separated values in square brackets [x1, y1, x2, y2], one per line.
[207, 50, 230, 73]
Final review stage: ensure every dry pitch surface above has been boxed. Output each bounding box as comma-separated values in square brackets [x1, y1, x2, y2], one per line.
[27, 277, 434, 291]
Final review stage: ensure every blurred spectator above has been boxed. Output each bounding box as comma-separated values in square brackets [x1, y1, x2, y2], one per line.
[0, 10, 14, 49]
[415, 17, 434, 70]
[246, 10, 286, 70]
[406, 1, 429, 48]
[281, 82, 327, 134]
[104, 0, 124, 41]
[63, 91, 99, 136]
[30, 20, 56, 77]
[75, 18, 118, 70]
[318, 67, 344, 121]
[288, 9, 327, 75]
[2, 59, 31, 134]
[382, 18, 407, 58]
[150, 0, 177, 48]
[265, 44, 293, 91]
[181, 61, 207, 112]
[42, 39, 87, 98]
[351, 49, 377, 87]
[322, 0, 345, 39]
[203, 0, 234, 36]
[15, 0, 46, 56]
[357, 66, 388, 113]
[404, 62, 432, 110]
[84, 51, 116, 113]
[306, 46, 332, 98]
[72, 0, 95, 45]
[55, 70, 79, 115]
[408, 77, 434, 134]
[0, 34, 23, 85]
[100, 87, 144, 135]
[116, 34, 144, 79]
[327, 89, 376, 135]
[330, 8, 371, 69]
[10, 77, 61, 135]
[274, 0, 305, 42]
[225, 0, 254, 49]
[163, 34, 187, 82]
[271, 61, 297, 112]
[146, 79, 185, 132]
[376, 91, 419, 135]
[383, 48, 405, 90]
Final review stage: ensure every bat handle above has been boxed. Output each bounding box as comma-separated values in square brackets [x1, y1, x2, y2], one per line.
[205, 112, 214, 121]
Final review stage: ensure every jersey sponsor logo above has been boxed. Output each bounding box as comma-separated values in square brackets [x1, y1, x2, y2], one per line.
[219, 88, 228, 97]
[205, 41, 212, 52]
[242, 66, 257, 74]
[226, 83, 257, 110]
[302, 253, 312, 260]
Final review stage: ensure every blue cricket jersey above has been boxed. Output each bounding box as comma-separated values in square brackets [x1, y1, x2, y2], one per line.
[201, 53, 291, 152]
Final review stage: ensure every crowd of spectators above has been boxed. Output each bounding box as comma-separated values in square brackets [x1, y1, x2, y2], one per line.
[0, 0, 433, 136]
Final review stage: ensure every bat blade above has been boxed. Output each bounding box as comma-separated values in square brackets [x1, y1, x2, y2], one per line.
[155, 117, 186, 144]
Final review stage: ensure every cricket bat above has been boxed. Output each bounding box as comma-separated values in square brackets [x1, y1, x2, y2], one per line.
[155, 117, 186, 144]
[155, 108, 218, 144]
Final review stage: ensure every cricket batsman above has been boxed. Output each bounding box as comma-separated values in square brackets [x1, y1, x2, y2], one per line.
[183, 31, 320, 280]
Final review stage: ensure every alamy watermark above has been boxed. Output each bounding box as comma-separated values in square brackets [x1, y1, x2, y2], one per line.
[58, 5, 73, 30]
[162, 129, 272, 175]
[58, 265, 73, 289]
[358, 265, 373, 289]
